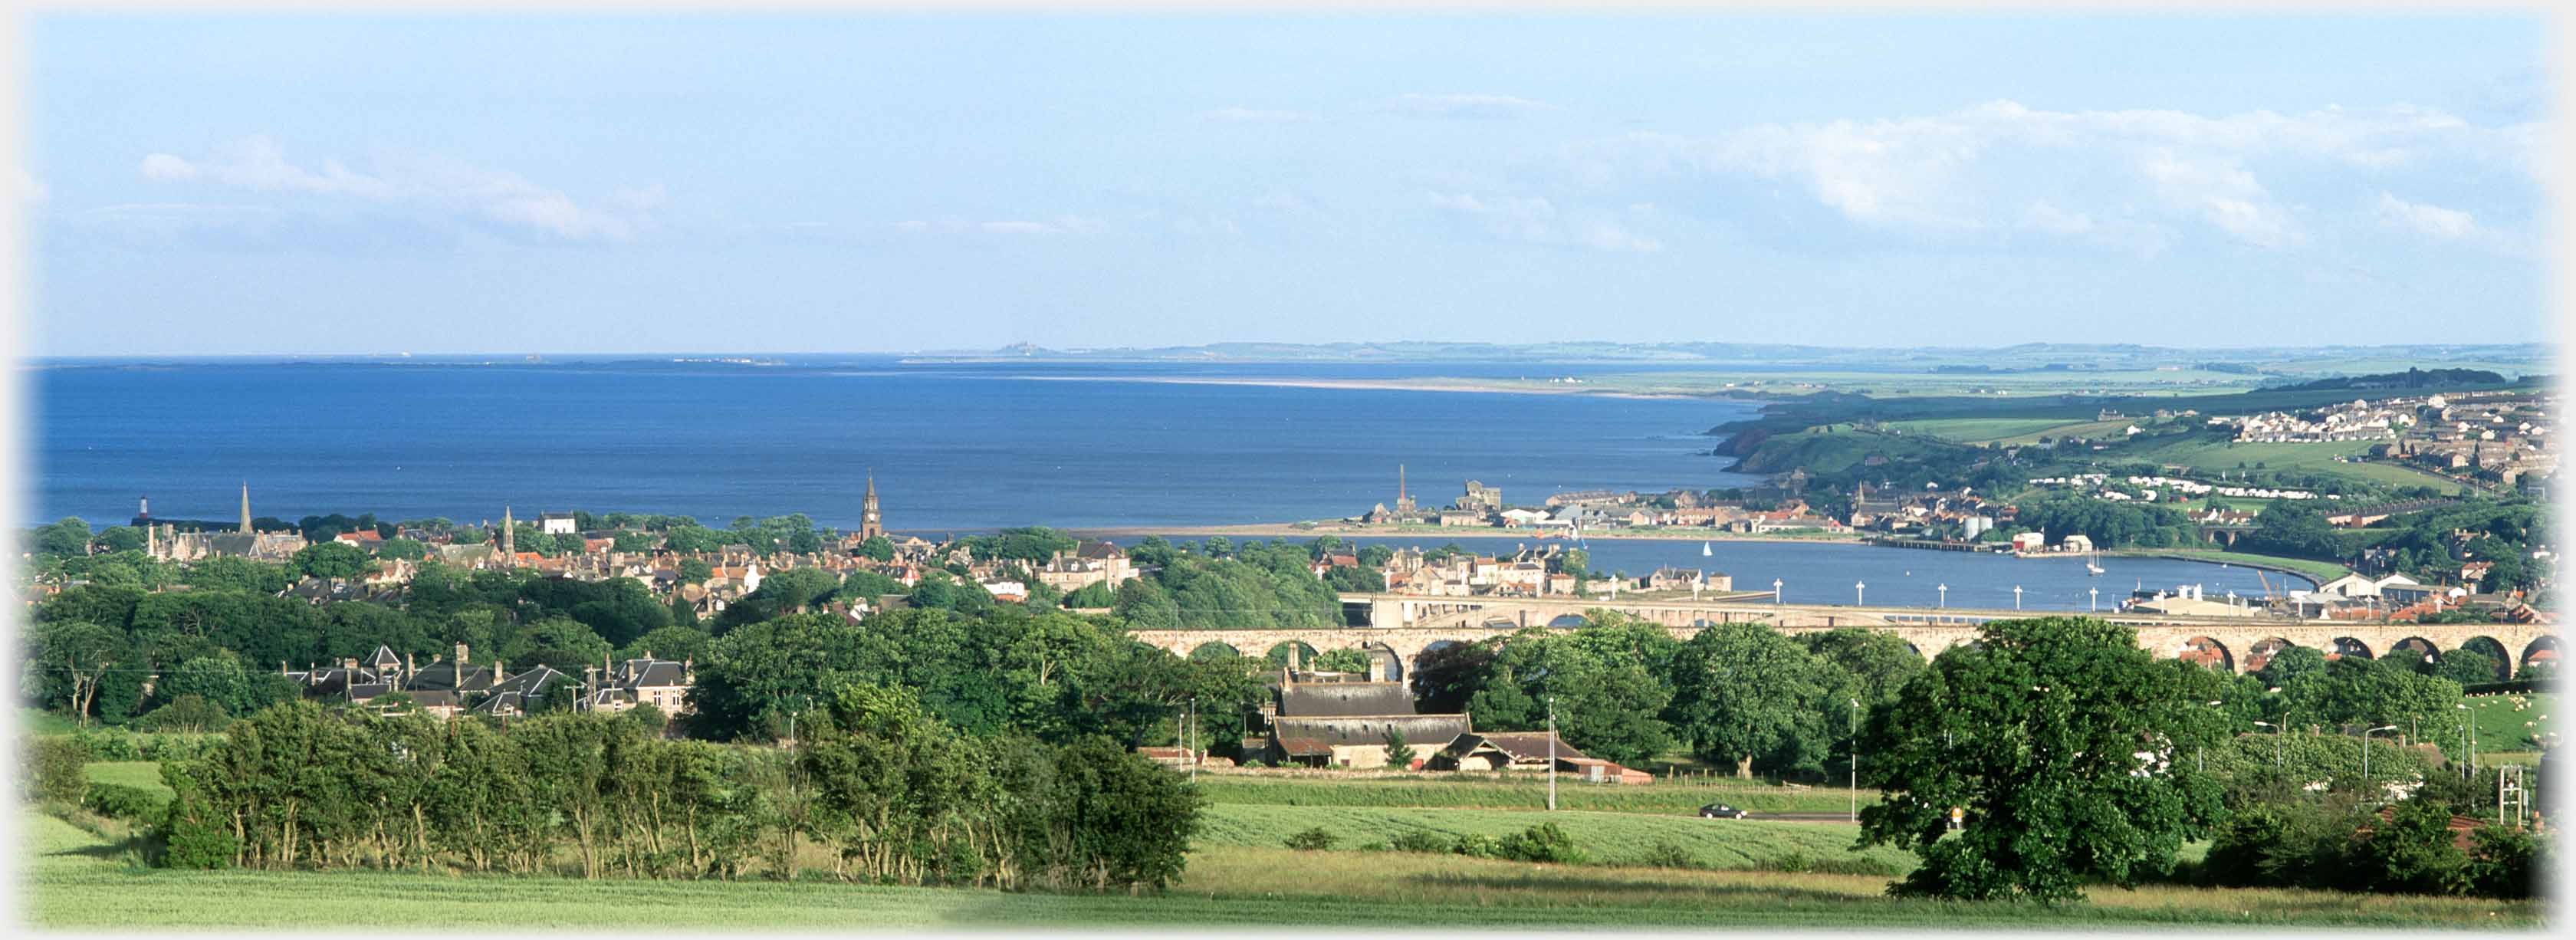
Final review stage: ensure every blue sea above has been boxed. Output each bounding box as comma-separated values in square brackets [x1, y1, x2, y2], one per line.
[31, 356, 1764, 534]
[30, 355, 2293, 610]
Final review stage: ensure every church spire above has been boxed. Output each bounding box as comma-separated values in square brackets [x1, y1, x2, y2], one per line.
[239, 483, 252, 534]
[502, 505, 515, 562]
[859, 471, 884, 541]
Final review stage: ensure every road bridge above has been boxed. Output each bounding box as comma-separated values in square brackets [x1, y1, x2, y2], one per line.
[1129, 592, 2558, 682]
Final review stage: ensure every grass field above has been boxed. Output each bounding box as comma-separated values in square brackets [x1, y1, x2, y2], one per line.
[1881, 417, 2078, 443]
[83, 761, 173, 799]
[22, 810, 2541, 928]
[2117, 438, 2461, 490]
[1194, 773, 1874, 815]
[2463, 692, 2556, 757]
[2125, 549, 2351, 585]
[1197, 804, 1908, 870]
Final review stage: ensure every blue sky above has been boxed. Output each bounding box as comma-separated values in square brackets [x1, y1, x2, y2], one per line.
[21, 12, 2554, 355]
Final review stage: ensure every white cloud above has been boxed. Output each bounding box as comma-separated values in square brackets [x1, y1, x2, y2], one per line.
[1378, 93, 1552, 120]
[2374, 192, 2476, 241]
[1203, 107, 1317, 123]
[1577, 222, 1663, 254]
[1569, 100, 2536, 251]
[136, 135, 656, 242]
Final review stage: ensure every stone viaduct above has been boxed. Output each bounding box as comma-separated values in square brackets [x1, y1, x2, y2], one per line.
[1127, 592, 2559, 682]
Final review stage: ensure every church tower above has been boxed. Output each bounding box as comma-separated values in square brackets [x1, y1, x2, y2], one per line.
[859, 473, 885, 540]
[501, 505, 516, 563]
[238, 483, 253, 534]
[1393, 464, 1417, 516]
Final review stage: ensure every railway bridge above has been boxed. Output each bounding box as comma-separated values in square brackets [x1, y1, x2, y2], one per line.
[1126, 592, 2558, 682]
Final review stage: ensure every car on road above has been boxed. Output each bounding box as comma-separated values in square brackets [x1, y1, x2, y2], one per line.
[1698, 803, 1750, 819]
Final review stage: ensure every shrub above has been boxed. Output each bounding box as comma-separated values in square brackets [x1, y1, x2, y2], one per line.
[132, 695, 233, 735]
[82, 782, 165, 823]
[1389, 830, 1448, 853]
[139, 735, 219, 764]
[1356, 840, 1388, 853]
[71, 728, 141, 761]
[2466, 824, 2546, 899]
[1496, 822, 1583, 864]
[25, 736, 87, 805]
[1451, 833, 1503, 859]
[1641, 840, 1700, 869]
[157, 792, 236, 870]
[1283, 827, 1339, 851]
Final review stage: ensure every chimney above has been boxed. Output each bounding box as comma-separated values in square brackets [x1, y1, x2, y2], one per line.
[455, 642, 469, 666]
[492, 661, 507, 685]
[1287, 643, 1303, 672]
[1368, 655, 1386, 683]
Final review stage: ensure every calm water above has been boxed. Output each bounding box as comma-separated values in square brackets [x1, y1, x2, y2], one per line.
[33, 357, 1763, 533]
[34, 357, 2285, 609]
[1313, 535, 2303, 613]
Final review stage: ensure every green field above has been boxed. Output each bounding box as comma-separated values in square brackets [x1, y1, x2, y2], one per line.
[2463, 692, 2557, 757]
[83, 761, 173, 800]
[2116, 438, 2462, 490]
[1877, 417, 2089, 443]
[23, 810, 2541, 928]
[1194, 773, 1872, 814]
[1198, 804, 1907, 870]
[2125, 549, 2351, 585]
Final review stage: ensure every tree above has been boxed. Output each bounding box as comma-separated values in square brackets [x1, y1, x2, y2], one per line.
[374, 537, 430, 561]
[853, 535, 895, 561]
[1061, 581, 1116, 608]
[677, 558, 715, 584]
[31, 518, 93, 558]
[1856, 616, 2225, 903]
[30, 620, 126, 725]
[1670, 623, 1831, 777]
[2436, 649, 2503, 686]
[1383, 727, 1417, 770]
[95, 526, 147, 554]
[291, 541, 373, 580]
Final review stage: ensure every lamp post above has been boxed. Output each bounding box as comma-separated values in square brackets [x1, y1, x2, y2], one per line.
[1855, 581, 1865, 606]
[2253, 720, 2282, 767]
[1848, 698, 1861, 823]
[2458, 703, 2473, 778]
[2013, 585, 2023, 610]
[2362, 725, 2398, 798]
[1937, 583, 1947, 609]
[1546, 695, 1559, 811]
[2090, 587, 2098, 612]
[1773, 578, 1783, 603]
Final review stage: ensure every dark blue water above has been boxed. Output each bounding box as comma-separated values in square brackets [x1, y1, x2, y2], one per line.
[1302, 535, 2301, 613]
[31, 358, 1765, 533]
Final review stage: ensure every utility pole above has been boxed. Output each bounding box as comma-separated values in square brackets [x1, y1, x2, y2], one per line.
[1546, 695, 1558, 812]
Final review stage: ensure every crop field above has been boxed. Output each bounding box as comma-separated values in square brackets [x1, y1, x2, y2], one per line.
[24, 810, 2541, 928]
[1194, 773, 1873, 814]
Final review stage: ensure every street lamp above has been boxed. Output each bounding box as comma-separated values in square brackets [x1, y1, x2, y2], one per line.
[1773, 578, 1783, 603]
[1937, 583, 1947, 608]
[2013, 585, 2023, 610]
[2457, 703, 2474, 778]
[1848, 698, 1861, 823]
[2253, 720, 2282, 767]
[2362, 725, 2398, 798]
[1855, 581, 1866, 606]
[2090, 587, 2098, 612]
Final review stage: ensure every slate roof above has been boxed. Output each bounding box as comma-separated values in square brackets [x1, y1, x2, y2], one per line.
[1445, 731, 1589, 764]
[1270, 714, 1471, 748]
[1274, 682, 1414, 718]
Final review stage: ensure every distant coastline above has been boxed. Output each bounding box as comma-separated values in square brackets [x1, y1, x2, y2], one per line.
[1003, 373, 1709, 400]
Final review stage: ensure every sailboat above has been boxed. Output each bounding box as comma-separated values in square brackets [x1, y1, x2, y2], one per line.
[1701, 541, 1712, 557]
[2085, 560, 2106, 575]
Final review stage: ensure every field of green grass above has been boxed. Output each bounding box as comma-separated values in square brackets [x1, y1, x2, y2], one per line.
[23, 810, 2539, 928]
[1879, 417, 2083, 443]
[83, 761, 173, 799]
[2463, 692, 2556, 757]
[2124, 549, 2350, 585]
[1198, 804, 1906, 870]
[1195, 773, 1871, 814]
[2117, 438, 2460, 490]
